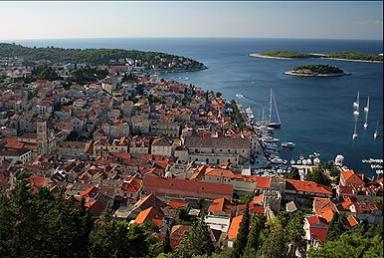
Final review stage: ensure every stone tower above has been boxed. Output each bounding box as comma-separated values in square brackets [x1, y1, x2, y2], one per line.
[36, 120, 48, 154]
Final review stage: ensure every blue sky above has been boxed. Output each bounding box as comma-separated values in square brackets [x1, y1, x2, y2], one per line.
[0, 1, 382, 40]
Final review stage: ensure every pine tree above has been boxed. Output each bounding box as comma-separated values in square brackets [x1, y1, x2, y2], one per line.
[176, 217, 215, 258]
[243, 214, 263, 257]
[285, 211, 305, 256]
[327, 213, 347, 241]
[0, 175, 95, 257]
[163, 227, 172, 253]
[260, 218, 288, 258]
[231, 202, 250, 258]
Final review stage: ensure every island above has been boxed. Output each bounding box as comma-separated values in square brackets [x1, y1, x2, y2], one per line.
[0, 43, 207, 72]
[314, 51, 383, 63]
[250, 50, 383, 63]
[284, 64, 349, 77]
[250, 50, 314, 59]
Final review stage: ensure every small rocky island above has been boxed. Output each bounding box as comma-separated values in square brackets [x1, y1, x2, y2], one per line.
[284, 64, 349, 77]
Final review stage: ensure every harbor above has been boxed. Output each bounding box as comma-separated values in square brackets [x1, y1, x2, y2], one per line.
[236, 89, 321, 177]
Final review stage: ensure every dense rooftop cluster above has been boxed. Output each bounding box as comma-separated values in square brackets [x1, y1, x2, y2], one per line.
[0, 53, 382, 258]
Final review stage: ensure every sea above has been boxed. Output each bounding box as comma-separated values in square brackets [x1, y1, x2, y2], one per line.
[8, 38, 383, 176]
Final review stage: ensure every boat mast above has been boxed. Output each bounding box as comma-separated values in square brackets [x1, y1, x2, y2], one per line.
[364, 96, 369, 129]
[268, 88, 273, 124]
[273, 90, 281, 124]
[261, 107, 265, 124]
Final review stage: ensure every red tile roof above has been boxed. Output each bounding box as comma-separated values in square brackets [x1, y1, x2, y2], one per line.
[143, 176, 233, 200]
[208, 197, 233, 214]
[318, 208, 334, 223]
[168, 199, 189, 209]
[135, 207, 164, 224]
[205, 168, 234, 178]
[340, 170, 365, 187]
[313, 197, 337, 223]
[346, 215, 359, 228]
[249, 204, 265, 215]
[121, 177, 142, 193]
[250, 176, 272, 189]
[227, 215, 243, 240]
[170, 225, 191, 249]
[81, 186, 99, 199]
[338, 185, 354, 195]
[307, 215, 328, 225]
[310, 226, 329, 242]
[28, 176, 51, 190]
[286, 179, 332, 196]
[341, 197, 354, 210]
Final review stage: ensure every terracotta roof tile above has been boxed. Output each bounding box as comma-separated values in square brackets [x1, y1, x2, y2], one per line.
[168, 199, 189, 209]
[227, 215, 243, 240]
[208, 197, 233, 214]
[310, 226, 329, 242]
[135, 207, 164, 224]
[340, 170, 364, 187]
[143, 176, 233, 200]
[286, 179, 332, 196]
[346, 215, 359, 228]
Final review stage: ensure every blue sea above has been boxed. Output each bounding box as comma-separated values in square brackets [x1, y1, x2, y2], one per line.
[9, 38, 383, 176]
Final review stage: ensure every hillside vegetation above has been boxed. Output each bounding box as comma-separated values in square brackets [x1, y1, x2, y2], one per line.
[0, 43, 207, 71]
[292, 64, 344, 74]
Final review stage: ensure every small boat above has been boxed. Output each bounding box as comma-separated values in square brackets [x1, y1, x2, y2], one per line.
[270, 157, 284, 164]
[281, 142, 295, 149]
[374, 121, 380, 139]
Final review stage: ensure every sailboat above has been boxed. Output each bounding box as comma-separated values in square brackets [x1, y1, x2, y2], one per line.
[352, 118, 358, 140]
[363, 97, 369, 129]
[268, 88, 281, 129]
[374, 121, 380, 139]
[353, 91, 360, 110]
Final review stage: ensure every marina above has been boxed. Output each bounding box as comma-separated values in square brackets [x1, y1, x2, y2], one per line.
[236, 89, 299, 176]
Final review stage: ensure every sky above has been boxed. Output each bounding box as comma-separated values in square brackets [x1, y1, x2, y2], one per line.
[0, 1, 383, 40]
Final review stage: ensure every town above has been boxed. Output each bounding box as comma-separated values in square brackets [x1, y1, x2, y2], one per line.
[0, 48, 382, 258]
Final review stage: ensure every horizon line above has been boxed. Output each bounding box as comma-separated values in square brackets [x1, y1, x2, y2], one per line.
[1, 36, 383, 42]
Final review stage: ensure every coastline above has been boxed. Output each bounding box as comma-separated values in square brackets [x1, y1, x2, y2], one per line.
[250, 52, 383, 63]
[284, 70, 349, 77]
[249, 53, 293, 60]
[318, 56, 383, 64]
